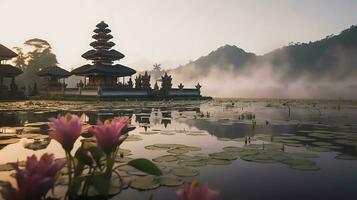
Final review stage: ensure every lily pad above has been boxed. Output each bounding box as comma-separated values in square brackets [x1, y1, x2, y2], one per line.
[125, 134, 143, 142]
[171, 167, 199, 177]
[152, 155, 178, 162]
[223, 146, 244, 153]
[130, 176, 160, 191]
[288, 152, 319, 159]
[159, 176, 184, 187]
[209, 152, 237, 161]
[154, 144, 186, 149]
[207, 158, 232, 165]
[335, 154, 357, 160]
[307, 146, 332, 152]
[167, 148, 189, 154]
[179, 160, 207, 167]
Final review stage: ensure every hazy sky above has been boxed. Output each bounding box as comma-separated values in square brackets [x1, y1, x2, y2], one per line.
[1, 0, 357, 71]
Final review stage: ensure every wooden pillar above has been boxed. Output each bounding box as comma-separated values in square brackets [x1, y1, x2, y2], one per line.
[0, 76, 3, 88]
[123, 76, 125, 84]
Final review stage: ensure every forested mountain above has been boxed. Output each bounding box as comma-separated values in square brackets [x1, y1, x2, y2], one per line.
[171, 25, 357, 81]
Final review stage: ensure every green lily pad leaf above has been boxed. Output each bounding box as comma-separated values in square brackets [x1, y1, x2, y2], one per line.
[118, 148, 132, 157]
[335, 154, 357, 160]
[125, 134, 143, 142]
[115, 157, 134, 163]
[223, 146, 244, 152]
[288, 152, 319, 159]
[128, 158, 163, 176]
[312, 142, 333, 146]
[176, 155, 197, 161]
[167, 148, 189, 154]
[145, 145, 167, 150]
[24, 139, 50, 151]
[171, 167, 199, 177]
[307, 146, 332, 152]
[179, 160, 206, 167]
[289, 164, 321, 171]
[159, 176, 184, 187]
[286, 143, 305, 147]
[281, 159, 316, 166]
[130, 176, 160, 191]
[335, 139, 356, 146]
[180, 146, 202, 151]
[207, 158, 232, 165]
[152, 155, 178, 163]
[154, 144, 186, 149]
[209, 152, 237, 161]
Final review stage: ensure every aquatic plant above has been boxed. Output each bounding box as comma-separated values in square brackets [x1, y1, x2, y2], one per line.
[48, 113, 83, 152]
[90, 117, 129, 154]
[0, 153, 65, 200]
[175, 181, 220, 200]
[48, 114, 162, 198]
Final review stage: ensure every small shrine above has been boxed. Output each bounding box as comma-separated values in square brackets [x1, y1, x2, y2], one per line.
[0, 44, 25, 100]
[38, 66, 71, 91]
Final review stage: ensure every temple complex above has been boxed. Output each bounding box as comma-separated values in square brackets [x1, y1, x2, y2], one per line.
[0, 44, 25, 100]
[37, 21, 207, 100]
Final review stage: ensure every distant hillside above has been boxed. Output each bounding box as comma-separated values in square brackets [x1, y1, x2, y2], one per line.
[171, 25, 357, 82]
[172, 45, 256, 79]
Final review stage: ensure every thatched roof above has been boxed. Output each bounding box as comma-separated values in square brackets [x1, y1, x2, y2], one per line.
[0, 44, 17, 60]
[71, 63, 136, 77]
[90, 41, 115, 49]
[82, 49, 125, 60]
[37, 66, 71, 77]
[96, 21, 109, 29]
[94, 28, 111, 34]
[0, 64, 23, 77]
[92, 33, 113, 41]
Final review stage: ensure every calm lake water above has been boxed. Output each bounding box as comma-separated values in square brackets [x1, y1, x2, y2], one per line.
[0, 99, 356, 200]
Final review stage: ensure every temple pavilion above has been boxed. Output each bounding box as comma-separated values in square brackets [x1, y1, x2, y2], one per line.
[38, 66, 71, 91]
[71, 21, 136, 88]
[0, 44, 25, 100]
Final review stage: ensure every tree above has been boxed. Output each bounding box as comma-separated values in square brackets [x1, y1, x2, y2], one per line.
[15, 38, 58, 94]
[152, 63, 163, 80]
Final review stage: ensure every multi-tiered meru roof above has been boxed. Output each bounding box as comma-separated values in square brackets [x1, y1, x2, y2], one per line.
[72, 21, 136, 77]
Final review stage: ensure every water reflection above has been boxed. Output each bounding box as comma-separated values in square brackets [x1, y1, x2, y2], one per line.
[0, 100, 357, 200]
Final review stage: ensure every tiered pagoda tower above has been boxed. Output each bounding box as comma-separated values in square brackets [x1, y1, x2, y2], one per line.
[72, 21, 136, 87]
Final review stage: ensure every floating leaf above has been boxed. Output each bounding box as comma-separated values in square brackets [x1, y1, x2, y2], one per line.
[128, 158, 163, 176]
[152, 155, 178, 163]
[335, 154, 357, 160]
[159, 176, 184, 187]
[206, 158, 232, 165]
[130, 176, 160, 190]
[209, 152, 237, 161]
[171, 167, 199, 177]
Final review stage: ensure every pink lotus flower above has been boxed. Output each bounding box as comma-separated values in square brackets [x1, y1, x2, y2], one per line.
[175, 181, 220, 200]
[89, 117, 130, 154]
[0, 153, 65, 200]
[49, 113, 83, 151]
